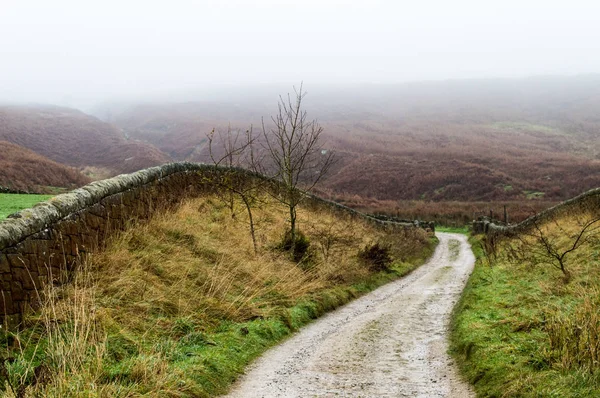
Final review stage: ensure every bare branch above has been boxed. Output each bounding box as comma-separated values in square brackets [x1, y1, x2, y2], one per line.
[261, 84, 336, 256]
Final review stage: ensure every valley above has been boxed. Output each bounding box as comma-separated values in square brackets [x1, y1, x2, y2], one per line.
[2, 1, 600, 396]
[3, 76, 600, 224]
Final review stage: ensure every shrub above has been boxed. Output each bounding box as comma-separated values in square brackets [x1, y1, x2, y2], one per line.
[358, 242, 393, 271]
[278, 229, 312, 263]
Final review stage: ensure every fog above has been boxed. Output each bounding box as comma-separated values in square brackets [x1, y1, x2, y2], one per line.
[1, 0, 599, 107]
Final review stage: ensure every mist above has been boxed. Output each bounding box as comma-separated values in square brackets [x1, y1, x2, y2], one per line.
[1, 0, 599, 107]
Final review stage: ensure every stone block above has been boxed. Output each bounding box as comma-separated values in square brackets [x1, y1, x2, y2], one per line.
[12, 282, 25, 301]
[0, 275, 12, 291]
[13, 268, 38, 290]
[0, 291, 15, 315]
[7, 254, 27, 268]
[0, 254, 10, 273]
[48, 188, 93, 217]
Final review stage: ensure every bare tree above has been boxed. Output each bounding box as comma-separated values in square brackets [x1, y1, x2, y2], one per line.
[262, 84, 335, 255]
[207, 126, 261, 253]
[505, 208, 600, 281]
[309, 216, 356, 262]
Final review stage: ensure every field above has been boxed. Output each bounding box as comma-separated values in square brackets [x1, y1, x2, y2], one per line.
[0, 194, 435, 397]
[451, 204, 600, 396]
[0, 193, 53, 219]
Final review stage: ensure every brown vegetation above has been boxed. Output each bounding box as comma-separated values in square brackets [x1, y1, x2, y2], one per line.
[0, 105, 170, 176]
[451, 199, 600, 396]
[0, 194, 433, 397]
[0, 141, 90, 192]
[106, 76, 600, 216]
[319, 191, 558, 225]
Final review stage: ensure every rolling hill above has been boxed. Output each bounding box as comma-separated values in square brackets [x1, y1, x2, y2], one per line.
[102, 76, 600, 205]
[0, 105, 170, 175]
[0, 141, 90, 192]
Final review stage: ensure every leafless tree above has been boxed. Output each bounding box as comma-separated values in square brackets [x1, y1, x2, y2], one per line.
[505, 207, 600, 281]
[308, 216, 356, 262]
[262, 84, 335, 255]
[207, 126, 261, 253]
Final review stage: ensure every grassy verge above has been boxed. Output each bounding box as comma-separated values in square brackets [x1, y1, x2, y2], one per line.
[450, 219, 600, 397]
[436, 225, 470, 234]
[0, 193, 53, 219]
[0, 194, 436, 397]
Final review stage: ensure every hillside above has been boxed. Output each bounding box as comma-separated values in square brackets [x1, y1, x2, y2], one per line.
[0, 191, 434, 396]
[0, 141, 90, 193]
[103, 76, 600, 204]
[107, 101, 258, 160]
[452, 193, 600, 396]
[0, 105, 170, 175]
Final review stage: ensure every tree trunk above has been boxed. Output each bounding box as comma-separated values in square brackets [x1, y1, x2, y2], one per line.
[289, 205, 297, 258]
[241, 195, 258, 254]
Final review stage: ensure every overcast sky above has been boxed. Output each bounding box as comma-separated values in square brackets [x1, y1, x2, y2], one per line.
[1, 0, 599, 105]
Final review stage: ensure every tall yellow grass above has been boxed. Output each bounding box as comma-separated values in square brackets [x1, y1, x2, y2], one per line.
[0, 194, 430, 397]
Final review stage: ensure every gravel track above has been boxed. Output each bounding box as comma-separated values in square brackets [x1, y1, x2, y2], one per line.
[224, 232, 475, 398]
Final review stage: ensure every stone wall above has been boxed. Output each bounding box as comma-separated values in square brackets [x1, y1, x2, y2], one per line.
[473, 187, 600, 237]
[0, 163, 416, 325]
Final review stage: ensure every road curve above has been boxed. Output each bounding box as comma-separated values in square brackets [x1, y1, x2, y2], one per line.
[223, 232, 475, 398]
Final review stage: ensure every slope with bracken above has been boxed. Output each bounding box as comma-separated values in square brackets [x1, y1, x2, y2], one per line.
[104, 76, 600, 205]
[0, 141, 90, 193]
[0, 105, 170, 176]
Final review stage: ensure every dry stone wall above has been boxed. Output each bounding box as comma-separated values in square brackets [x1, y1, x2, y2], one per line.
[0, 163, 227, 325]
[0, 163, 415, 325]
[474, 187, 600, 237]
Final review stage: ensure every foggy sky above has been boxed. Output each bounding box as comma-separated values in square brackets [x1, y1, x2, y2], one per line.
[1, 0, 599, 105]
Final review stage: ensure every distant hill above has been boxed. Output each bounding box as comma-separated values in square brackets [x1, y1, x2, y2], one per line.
[108, 102, 260, 160]
[0, 105, 170, 175]
[105, 76, 600, 203]
[0, 141, 90, 192]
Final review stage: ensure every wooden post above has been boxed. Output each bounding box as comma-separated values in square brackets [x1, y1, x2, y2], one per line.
[504, 205, 508, 225]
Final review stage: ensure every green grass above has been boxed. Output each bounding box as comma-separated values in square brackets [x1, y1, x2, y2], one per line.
[0, 193, 53, 219]
[436, 225, 470, 234]
[37, 186, 71, 195]
[139, 257, 435, 397]
[490, 122, 564, 135]
[450, 233, 600, 397]
[523, 190, 546, 200]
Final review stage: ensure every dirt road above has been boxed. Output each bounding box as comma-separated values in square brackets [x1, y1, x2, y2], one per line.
[224, 232, 475, 398]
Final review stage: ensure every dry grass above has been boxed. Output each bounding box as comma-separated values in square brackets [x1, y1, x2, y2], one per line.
[93, 196, 385, 327]
[0, 193, 432, 397]
[545, 289, 600, 371]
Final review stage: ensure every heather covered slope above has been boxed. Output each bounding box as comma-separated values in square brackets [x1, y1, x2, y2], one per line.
[0, 141, 90, 192]
[0, 105, 170, 175]
[105, 76, 600, 203]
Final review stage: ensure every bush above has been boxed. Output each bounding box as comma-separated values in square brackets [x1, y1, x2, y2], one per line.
[358, 242, 393, 271]
[278, 230, 312, 263]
